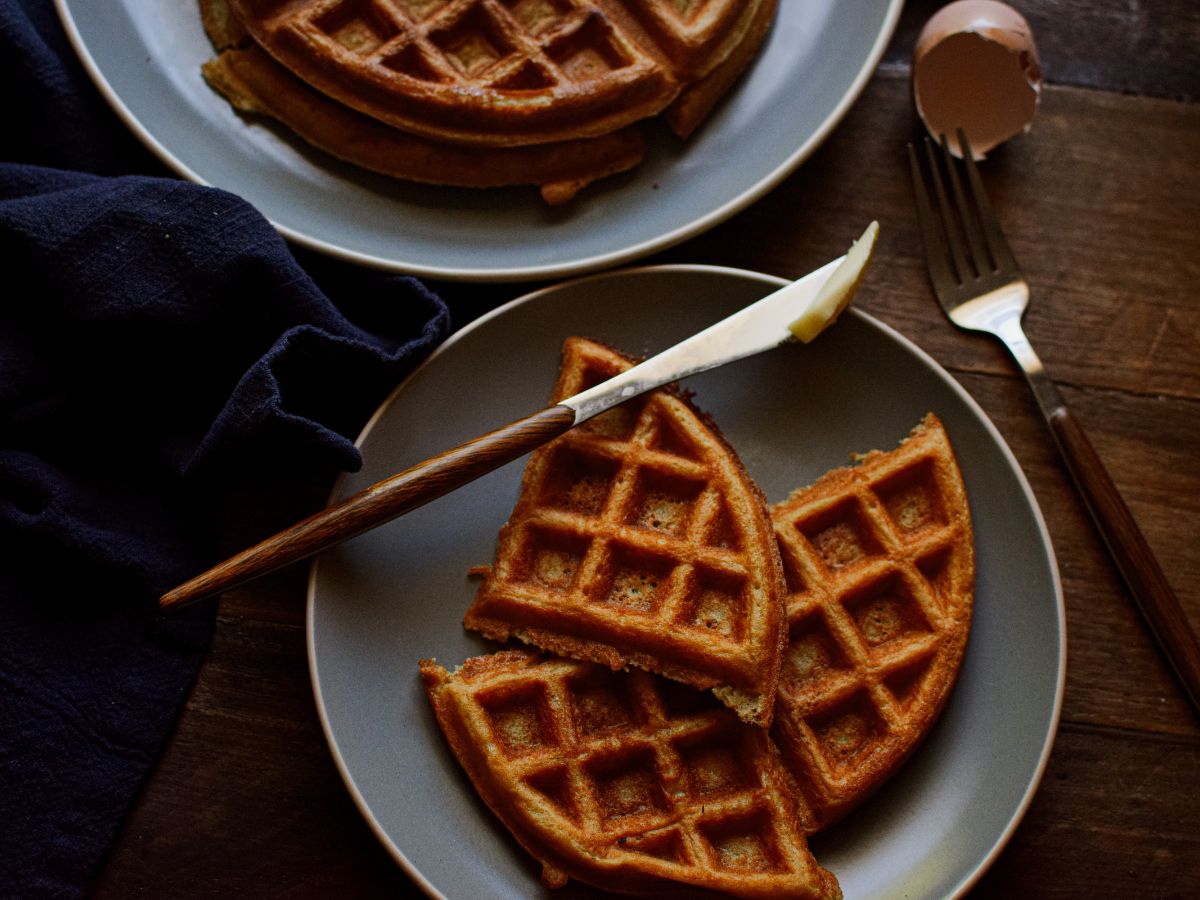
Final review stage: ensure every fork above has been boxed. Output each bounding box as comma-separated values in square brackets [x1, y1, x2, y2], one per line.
[909, 131, 1200, 716]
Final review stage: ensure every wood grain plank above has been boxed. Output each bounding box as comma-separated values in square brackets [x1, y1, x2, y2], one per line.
[972, 723, 1200, 898]
[953, 371, 1199, 733]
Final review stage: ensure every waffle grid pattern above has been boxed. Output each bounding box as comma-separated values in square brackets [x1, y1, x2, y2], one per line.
[305, 0, 657, 90]
[232, 0, 769, 144]
[770, 417, 973, 828]
[466, 339, 785, 717]
[498, 404, 757, 650]
[423, 652, 838, 897]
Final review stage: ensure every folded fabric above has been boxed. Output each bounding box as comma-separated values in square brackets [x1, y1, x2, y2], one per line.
[0, 2, 451, 897]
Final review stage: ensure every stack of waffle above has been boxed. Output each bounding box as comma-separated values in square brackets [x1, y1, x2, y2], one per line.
[198, 0, 778, 203]
[421, 338, 976, 897]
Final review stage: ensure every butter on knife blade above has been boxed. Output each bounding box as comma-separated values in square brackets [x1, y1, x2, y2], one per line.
[789, 220, 879, 342]
[564, 224, 881, 426]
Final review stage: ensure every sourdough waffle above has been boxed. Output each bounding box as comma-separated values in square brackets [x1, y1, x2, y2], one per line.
[770, 414, 974, 832]
[227, 0, 778, 147]
[421, 650, 841, 898]
[202, 43, 645, 204]
[464, 338, 787, 727]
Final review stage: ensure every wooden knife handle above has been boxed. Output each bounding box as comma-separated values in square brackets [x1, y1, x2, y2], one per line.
[1046, 405, 1200, 714]
[159, 404, 577, 610]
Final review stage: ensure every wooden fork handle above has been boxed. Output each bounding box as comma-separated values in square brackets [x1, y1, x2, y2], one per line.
[1045, 403, 1200, 714]
[159, 404, 577, 610]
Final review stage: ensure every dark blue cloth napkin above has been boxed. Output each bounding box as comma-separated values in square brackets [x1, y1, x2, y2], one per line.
[0, 1, 452, 897]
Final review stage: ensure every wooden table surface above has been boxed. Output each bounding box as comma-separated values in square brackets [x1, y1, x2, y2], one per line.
[94, 2, 1199, 897]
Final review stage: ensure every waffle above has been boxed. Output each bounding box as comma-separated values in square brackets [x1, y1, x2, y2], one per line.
[464, 338, 787, 727]
[770, 414, 975, 832]
[227, 0, 778, 147]
[200, 0, 646, 203]
[421, 650, 841, 898]
[202, 42, 645, 204]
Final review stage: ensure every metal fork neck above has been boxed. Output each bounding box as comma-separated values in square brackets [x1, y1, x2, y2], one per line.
[949, 281, 1066, 414]
[996, 314, 1065, 416]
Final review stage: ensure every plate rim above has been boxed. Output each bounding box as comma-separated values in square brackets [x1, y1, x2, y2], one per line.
[305, 263, 1066, 898]
[52, 0, 904, 282]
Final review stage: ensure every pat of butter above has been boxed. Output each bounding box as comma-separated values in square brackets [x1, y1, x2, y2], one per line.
[788, 221, 879, 343]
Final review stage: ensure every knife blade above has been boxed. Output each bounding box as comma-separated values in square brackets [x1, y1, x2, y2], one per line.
[159, 224, 878, 609]
[566, 222, 878, 423]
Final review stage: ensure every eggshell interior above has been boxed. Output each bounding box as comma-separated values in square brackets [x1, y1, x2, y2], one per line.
[913, 1, 1041, 158]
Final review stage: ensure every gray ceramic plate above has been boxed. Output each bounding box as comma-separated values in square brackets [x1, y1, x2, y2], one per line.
[55, 0, 901, 281]
[307, 266, 1065, 899]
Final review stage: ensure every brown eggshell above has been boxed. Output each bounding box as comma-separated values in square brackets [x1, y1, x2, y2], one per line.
[913, 0, 1042, 158]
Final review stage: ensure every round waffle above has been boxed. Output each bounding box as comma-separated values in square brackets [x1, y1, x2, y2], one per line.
[421, 650, 841, 898]
[770, 414, 975, 832]
[464, 338, 788, 727]
[227, 0, 778, 147]
[202, 44, 646, 204]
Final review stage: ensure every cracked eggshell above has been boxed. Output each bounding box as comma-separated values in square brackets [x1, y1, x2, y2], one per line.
[913, 0, 1042, 159]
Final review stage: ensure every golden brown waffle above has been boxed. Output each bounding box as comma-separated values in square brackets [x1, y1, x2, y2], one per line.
[201, 43, 645, 204]
[227, 0, 778, 147]
[465, 338, 787, 727]
[421, 650, 841, 898]
[770, 414, 974, 832]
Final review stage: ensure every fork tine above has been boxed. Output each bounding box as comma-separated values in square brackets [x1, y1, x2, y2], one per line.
[957, 129, 1019, 273]
[940, 134, 994, 275]
[922, 137, 971, 284]
[907, 142, 956, 290]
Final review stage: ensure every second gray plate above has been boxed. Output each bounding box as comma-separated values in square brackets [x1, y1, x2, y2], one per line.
[308, 265, 1065, 898]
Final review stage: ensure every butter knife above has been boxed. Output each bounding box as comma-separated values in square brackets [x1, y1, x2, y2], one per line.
[160, 223, 878, 609]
